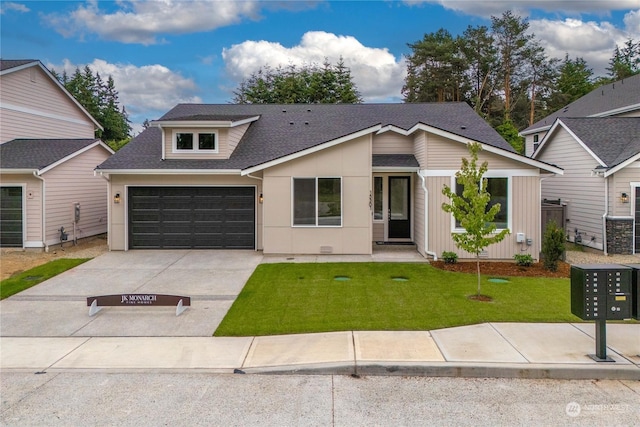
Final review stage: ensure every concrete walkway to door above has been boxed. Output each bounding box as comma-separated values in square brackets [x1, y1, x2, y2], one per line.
[0, 250, 263, 337]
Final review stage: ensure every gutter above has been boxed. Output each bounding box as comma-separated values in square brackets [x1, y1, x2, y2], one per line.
[417, 170, 438, 261]
[603, 176, 608, 256]
[97, 171, 112, 250]
[32, 171, 46, 251]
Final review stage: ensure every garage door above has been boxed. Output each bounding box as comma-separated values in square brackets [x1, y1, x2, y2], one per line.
[128, 187, 255, 249]
[636, 187, 639, 253]
[0, 187, 23, 247]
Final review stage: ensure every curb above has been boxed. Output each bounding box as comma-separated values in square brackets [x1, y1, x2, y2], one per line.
[240, 361, 640, 380]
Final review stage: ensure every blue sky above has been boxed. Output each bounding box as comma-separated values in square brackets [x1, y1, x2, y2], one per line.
[1, 1, 639, 133]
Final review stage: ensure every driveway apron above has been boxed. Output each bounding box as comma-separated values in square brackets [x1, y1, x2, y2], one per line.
[0, 250, 263, 337]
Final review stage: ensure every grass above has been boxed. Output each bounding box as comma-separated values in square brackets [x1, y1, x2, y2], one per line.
[215, 262, 581, 337]
[0, 258, 90, 300]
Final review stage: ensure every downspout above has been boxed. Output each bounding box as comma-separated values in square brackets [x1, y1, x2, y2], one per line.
[97, 170, 111, 250]
[245, 172, 263, 252]
[32, 171, 46, 251]
[602, 175, 608, 255]
[417, 170, 438, 260]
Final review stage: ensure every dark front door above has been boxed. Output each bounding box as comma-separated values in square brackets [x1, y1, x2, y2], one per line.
[128, 187, 255, 249]
[388, 176, 411, 239]
[0, 187, 23, 248]
[635, 186, 639, 253]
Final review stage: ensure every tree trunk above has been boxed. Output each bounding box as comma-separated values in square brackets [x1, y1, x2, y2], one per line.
[476, 255, 481, 296]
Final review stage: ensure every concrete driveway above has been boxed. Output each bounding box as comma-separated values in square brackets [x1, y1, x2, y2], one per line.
[0, 250, 263, 337]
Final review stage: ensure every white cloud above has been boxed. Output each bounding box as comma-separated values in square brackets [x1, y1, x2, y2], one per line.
[0, 2, 29, 14]
[44, 0, 263, 45]
[405, 1, 640, 16]
[222, 31, 407, 101]
[529, 13, 639, 75]
[48, 59, 202, 130]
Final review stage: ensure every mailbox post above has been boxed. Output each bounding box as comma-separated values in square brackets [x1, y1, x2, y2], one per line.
[570, 264, 632, 362]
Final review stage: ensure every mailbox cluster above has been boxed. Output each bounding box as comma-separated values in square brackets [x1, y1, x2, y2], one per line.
[571, 264, 639, 321]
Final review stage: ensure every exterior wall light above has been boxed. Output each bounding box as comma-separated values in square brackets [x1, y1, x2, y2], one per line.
[259, 193, 264, 204]
[621, 192, 629, 203]
[114, 193, 121, 204]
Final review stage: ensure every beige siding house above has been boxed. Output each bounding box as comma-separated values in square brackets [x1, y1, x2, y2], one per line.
[521, 73, 640, 157]
[97, 103, 561, 260]
[0, 60, 111, 249]
[533, 117, 640, 254]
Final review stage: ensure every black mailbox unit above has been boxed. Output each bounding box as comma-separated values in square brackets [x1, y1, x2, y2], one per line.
[570, 264, 633, 362]
[623, 264, 640, 320]
[571, 264, 632, 320]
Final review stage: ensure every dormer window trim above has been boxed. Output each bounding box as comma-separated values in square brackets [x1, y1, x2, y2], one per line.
[172, 129, 219, 154]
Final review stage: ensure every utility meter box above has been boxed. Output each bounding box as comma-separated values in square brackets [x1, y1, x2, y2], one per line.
[623, 264, 640, 320]
[570, 264, 632, 320]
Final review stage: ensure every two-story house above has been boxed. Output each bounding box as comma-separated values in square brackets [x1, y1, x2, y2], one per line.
[0, 59, 113, 249]
[96, 103, 562, 259]
[523, 74, 640, 255]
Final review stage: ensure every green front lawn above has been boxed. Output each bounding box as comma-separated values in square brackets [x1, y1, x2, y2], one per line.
[215, 262, 580, 336]
[0, 258, 90, 300]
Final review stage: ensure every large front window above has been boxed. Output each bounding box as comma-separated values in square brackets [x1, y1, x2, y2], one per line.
[293, 177, 342, 226]
[455, 177, 509, 230]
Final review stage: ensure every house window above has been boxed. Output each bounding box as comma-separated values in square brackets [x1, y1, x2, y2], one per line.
[293, 177, 342, 226]
[373, 177, 383, 220]
[454, 177, 509, 230]
[533, 134, 539, 143]
[174, 131, 218, 153]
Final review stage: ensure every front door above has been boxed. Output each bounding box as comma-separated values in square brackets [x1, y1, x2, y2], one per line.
[388, 176, 410, 239]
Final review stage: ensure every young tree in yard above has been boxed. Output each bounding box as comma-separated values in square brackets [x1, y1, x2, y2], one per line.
[441, 143, 510, 297]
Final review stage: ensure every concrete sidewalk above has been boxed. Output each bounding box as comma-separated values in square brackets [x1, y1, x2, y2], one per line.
[2, 323, 638, 380]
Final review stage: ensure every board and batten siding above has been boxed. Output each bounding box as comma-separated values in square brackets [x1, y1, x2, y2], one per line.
[41, 146, 110, 246]
[611, 162, 640, 217]
[0, 66, 96, 143]
[428, 175, 542, 259]
[424, 133, 525, 169]
[372, 133, 413, 154]
[0, 173, 43, 246]
[537, 126, 606, 249]
[108, 174, 262, 251]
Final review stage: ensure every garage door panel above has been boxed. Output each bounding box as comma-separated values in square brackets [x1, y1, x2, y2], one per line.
[128, 187, 255, 249]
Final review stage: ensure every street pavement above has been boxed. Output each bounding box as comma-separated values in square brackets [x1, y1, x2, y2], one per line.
[0, 250, 639, 381]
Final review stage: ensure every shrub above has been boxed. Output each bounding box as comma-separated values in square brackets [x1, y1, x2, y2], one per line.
[442, 251, 458, 264]
[542, 221, 565, 272]
[513, 254, 534, 267]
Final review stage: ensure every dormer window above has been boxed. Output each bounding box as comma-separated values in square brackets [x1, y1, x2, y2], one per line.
[173, 130, 218, 153]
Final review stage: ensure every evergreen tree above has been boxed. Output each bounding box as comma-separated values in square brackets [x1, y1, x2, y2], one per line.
[51, 65, 131, 148]
[606, 38, 640, 80]
[232, 59, 362, 104]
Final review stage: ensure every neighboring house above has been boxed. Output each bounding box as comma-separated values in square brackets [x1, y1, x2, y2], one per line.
[532, 117, 640, 255]
[0, 59, 112, 249]
[96, 103, 561, 260]
[521, 73, 640, 157]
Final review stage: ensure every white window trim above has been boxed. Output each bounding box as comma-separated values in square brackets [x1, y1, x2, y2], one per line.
[172, 129, 219, 154]
[449, 172, 512, 234]
[291, 177, 343, 228]
[373, 176, 384, 222]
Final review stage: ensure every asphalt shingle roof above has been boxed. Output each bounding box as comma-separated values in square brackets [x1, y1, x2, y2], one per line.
[372, 154, 420, 168]
[558, 117, 640, 168]
[98, 103, 514, 171]
[0, 59, 38, 72]
[523, 74, 640, 133]
[0, 139, 101, 170]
